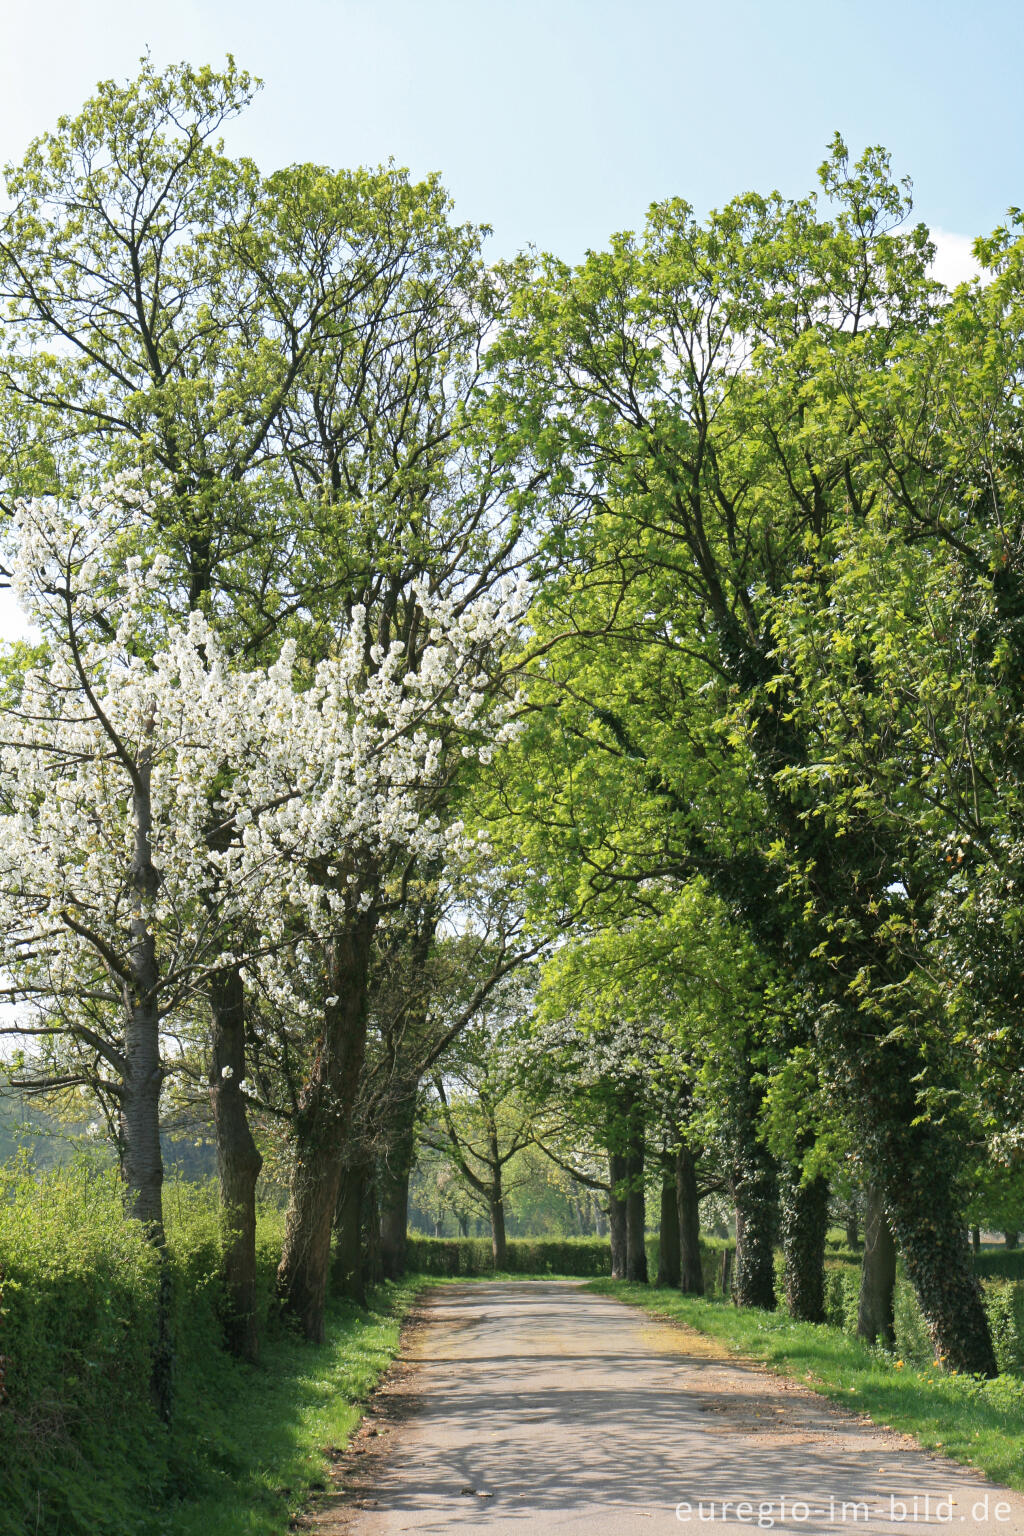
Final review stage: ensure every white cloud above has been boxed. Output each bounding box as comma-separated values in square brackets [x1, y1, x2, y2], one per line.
[929, 227, 982, 290]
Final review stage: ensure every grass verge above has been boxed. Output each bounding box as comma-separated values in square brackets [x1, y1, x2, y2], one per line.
[586, 1281, 1024, 1492]
[144, 1278, 422, 1536]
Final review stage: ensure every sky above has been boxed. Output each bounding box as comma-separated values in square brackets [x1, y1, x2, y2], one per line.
[0, 0, 1020, 272]
[0, 0, 1016, 643]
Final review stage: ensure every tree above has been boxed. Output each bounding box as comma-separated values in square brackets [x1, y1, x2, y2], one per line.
[0, 56, 537, 1347]
[421, 988, 540, 1269]
[490, 142, 998, 1372]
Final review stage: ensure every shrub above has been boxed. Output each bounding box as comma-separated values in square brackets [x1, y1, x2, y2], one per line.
[406, 1234, 612, 1276]
[982, 1280, 1024, 1375]
[0, 1160, 288, 1536]
[823, 1262, 861, 1332]
[407, 1232, 736, 1288]
[975, 1248, 1024, 1282]
[0, 1158, 163, 1535]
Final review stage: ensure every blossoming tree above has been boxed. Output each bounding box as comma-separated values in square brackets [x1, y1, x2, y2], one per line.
[0, 478, 525, 1341]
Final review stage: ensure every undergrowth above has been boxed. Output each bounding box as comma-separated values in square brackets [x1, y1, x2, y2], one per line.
[0, 1159, 417, 1536]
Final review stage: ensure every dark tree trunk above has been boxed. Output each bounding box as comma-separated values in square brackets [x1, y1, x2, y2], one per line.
[379, 1164, 411, 1278]
[121, 988, 165, 1236]
[489, 1191, 508, 1270]
[608, 1150, 627, 1279]
[625, 1133, 648, 1284]
[380, 1090, 415, 1277]
[209, 967, 263, 1362]
[873, 1116, 997, 1376]
[780, 1170, 829, 1323]
[278, 915, 375, 1342]
[732, 1142, 778, 1311]
[1005, 1231, 1020, 1250]
[122, 758, 171, 1417]
[676, 1142, 705, 1295]
[972, 1225, 981, 1257]
[362, 1171, 382, 1288]
[333, 1161, 366, 1306]
[845, 1211, 860, 1249]
[857, 1184, 897, 1348]
[657, 1154, 680, 1288]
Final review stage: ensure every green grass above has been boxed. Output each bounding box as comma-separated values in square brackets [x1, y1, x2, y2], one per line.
[587, 1281, 1024, 1492]
[149, 1278, 421, 1536]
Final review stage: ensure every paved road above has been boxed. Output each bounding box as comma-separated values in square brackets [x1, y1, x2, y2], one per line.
[307, 1281, 1024, 1536]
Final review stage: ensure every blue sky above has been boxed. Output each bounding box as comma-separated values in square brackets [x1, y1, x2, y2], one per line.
[0, 0, 1019, 269]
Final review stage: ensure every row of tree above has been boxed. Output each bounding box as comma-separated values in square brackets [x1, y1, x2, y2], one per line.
[1, 61, 1022, 1398]
[0, 64, 540, 1398]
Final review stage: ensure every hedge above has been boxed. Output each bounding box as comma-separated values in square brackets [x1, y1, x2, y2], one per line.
[406, 1232, 735, 1293]
[0, 1159, 286, 1536]
[975, 1247, 1024, 1282]
[822, 1259, 1024, 1375]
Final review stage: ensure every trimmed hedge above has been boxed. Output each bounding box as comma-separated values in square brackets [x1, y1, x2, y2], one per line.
[407, 1234, 613, 1276]
[975, 1247, 1024, 1281]
[822, 1258, 1024, 1375]
[407, 1232, 735, 1293]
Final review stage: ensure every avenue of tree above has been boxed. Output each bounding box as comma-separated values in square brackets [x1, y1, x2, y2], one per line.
[1, 61, 1023, 1405]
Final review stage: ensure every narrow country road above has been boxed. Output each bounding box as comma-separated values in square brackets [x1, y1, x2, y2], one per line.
[306, 1281, 1024, 1535]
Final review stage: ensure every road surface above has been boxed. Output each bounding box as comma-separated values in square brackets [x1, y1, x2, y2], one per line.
[305, 1280, 1024, 1535]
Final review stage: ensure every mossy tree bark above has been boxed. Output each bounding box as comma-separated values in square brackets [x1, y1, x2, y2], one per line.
[732, 1131, 778, 1310]
[489, 1180, 508, 1271]
[333, 1158, 367, 1306]
[379, 1084, 418, 1279]
[608, 1150, 627, 1280]
[624, 1108, 648, 1284]
[780, 1170, 829, 1323]
[728, 1056, 777, 1311]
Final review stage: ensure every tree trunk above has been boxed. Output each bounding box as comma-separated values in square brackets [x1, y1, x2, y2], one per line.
[732, 1144, 778, 1311]
[874, 1121, 997, 1376]
[625, 1146, 647, 1283]
[333, 1161, 366, 1306]
[362, 1170, 382, 1289]
[780, 1170, 829, 1323]
[657, 1154, 680, 1288]
[890, 1203, 994, 1374]
[845, 1210, 860, 1249]
[380, 1097, 414, 1279]
[676, 1142, 705, 1296]
[209, 967, 263, 1362]
[1005, 1231, 1020, 1250]
[121, 756, 172, 1417]
[626, 1105, 647, 1284]
[489, 1190, 508, 1270]
[277, 915, 375, 1342]
[608, 1150, 627, 1279]
[121, 989, 165, 1236]
[857, 1184, 896, 1348]
[972, 1225, 981, 1257]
